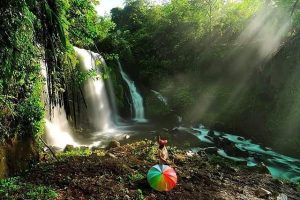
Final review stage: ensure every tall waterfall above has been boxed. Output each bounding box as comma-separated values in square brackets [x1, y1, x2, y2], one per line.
[43, 47, 121, 148]
[118, 61, 147, 122]
[74, 47, 115, 132]
[100, 57, 120, 125]
[41, 61, 79, 148]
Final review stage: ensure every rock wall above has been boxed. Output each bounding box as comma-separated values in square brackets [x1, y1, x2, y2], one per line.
[0, 136, 39, 178]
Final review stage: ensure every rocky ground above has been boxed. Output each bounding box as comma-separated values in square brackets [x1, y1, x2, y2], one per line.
[8, 139, 296, 200]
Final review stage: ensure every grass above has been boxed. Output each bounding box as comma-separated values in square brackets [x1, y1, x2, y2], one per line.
[0, 177, 57, 200]
[129, 172, 145, 182]
[56, 146, 93, 157]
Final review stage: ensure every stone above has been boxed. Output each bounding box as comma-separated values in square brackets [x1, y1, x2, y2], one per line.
[186, 151, 195, 157]
[106, 140, 120, 149]
[255, 188, 271, 198]
[220, 139, 249, 158]
[64, 145, 75, 152]
[208, 130, 214, 136]
[79, 146, 89, 151]
[257, 162, 270, 174]
[170, 127, 180, 134]
[277, 193, 288, 200]
[124, 135, 130, 139]
[105, 153, 117, 159]
[203, 147, 218, 154]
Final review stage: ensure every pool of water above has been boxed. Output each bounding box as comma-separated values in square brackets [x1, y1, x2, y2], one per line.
[192, 125, 300, 183]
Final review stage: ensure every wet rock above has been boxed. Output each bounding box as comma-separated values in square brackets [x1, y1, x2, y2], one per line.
[277, 193, 288, 200]
[255, 188, 271, 198]
[217, 138, 249, 158]
[202, 147, 218, 155]
[237, 136, 244, 141]
[64, 145, 75, 152]
[208, 130, 214, 137]
[107, 140, 120, 149]
[257, 162, 270, 174]
[79, 146, 89, 151]
[252, 154, 263, 163]
[124, 135, 130, 139]
[170, 127, 180, 134]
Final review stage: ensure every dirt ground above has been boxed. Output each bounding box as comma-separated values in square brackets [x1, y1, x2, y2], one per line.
[22, 140, 300, 200]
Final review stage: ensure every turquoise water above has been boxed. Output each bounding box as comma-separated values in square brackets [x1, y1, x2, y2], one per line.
[192, 125, 300, 183]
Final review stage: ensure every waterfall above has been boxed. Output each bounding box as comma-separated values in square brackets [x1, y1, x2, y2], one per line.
[100, 57, 120, 125]
[44, 108, 79, 149]
[151, 90, 168, 106]
[41, 61, 79, 149]
[74, 47, 115, 132]
[117, 61, 147, 122]
[43, 47, 122, 149]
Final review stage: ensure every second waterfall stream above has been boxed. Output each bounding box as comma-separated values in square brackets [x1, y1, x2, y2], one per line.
[117, 60, 147, 122]
[44, 47, 148, 149]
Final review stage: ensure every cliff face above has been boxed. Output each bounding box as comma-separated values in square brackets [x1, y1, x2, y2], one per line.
[0, 136, 39, 178]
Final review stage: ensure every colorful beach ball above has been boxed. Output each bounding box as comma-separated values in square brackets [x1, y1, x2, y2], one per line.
[147, 164, 177, 192]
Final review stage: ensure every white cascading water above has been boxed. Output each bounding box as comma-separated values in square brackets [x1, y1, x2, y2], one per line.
[74, 47, 115, 132]
[117, 60, 147, 122]
[41, 61, 79, 149]
[100, 57, 120, 125]
[151, 90, 168, 106]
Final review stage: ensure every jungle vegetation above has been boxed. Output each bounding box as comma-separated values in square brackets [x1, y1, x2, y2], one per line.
[1, 0, 300, 157]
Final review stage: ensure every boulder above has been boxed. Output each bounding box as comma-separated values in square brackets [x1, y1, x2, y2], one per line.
[106, 140, 120, 149]
[208, 130, 214, 137]
[277, 193, 288, 200]
[79, 146, 89, 151]
[202, 147, 218, 155]
[64, 145, 76, 152]
[124, 135, 130, 139]
[105, 153, 117, 159]
[215, 138, 249, 158]
[257, 162, 270, 174]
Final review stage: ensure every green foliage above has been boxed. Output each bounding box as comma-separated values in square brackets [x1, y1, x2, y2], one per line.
[136, 188, 144, 200]
[67, 0, 115, 47]
[17, 78, 45, 138]
[99, 0, 263, 85]
[57, 147, 92, 157]
[98, 0, 300, 156]
[129, 172, 145, 182]
[0, 1, 44, 139]
[0, 0, 112, 141]
[0, 177, 57, 200]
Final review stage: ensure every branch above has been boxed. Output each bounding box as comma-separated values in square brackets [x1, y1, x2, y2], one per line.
[291, 0, 299, 17]
[39, 137, 58, 161]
